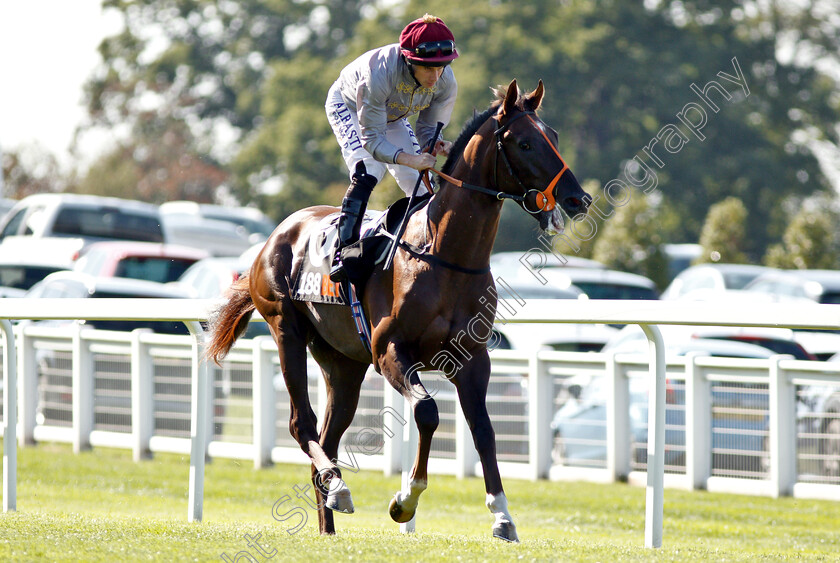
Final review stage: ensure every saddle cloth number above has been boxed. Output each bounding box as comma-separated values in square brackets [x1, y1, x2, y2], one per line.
[296, 271, 342, 300]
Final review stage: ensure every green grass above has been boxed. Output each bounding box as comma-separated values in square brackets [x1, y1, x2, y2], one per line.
[2, 440, 839, 562]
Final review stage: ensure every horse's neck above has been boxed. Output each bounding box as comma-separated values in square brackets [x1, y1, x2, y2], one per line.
[425, 163, 502, 268]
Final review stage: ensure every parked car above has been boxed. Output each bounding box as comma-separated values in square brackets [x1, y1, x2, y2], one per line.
[173, 256, 252, 299]
[491, 282, 619, 353]
[660, 263, 774, 300]
[161, 215, 253, 257]
[739, 271, 840, 360]
[665, 287, 840, 361]
[662, 243, 702, 282]
[602, 323, 807, 360]
[74, 241, 209, 284]
[538, 267, 659, 300]
[744, 269, 840, 304]
[173, 256, 268, 337]
[553, 335, 783, 469]
[489, 251, 604, 283]
[24, 271, 191, 335]
[551, 373, 687, 466]
[0, 254, 71, 297]
[160, 201, 275, 243]
[0, 198, 16, 220]
[0, 193, 165, 263]
[796, 370, 840, 478]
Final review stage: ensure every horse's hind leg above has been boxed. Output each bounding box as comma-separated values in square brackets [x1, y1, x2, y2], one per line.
[269, 310, 344, 524]
[307, 338, 368, 534]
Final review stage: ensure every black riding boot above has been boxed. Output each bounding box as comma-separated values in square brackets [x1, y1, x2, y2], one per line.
[329, 162, 378, 282]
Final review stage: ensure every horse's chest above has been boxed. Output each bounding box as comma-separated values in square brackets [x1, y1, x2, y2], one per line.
[416, 304, 493, 355]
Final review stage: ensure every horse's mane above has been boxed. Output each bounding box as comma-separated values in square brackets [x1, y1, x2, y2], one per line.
[440, 103, 499, 176]
[440, 85, 528, 177]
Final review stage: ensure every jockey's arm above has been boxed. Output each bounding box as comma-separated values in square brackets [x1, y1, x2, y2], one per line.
[395, 140, 451, 171]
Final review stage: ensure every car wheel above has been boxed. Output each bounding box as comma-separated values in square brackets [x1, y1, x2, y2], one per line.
[821, 413, 840, 477]
[551, 432, 566, 466]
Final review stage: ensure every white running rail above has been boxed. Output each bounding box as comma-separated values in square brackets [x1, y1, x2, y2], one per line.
[2, 297, 840, 548]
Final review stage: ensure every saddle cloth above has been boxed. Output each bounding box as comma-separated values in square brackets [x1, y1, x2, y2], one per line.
[291, 194, 432, 306]
[291, 210, 384, 305]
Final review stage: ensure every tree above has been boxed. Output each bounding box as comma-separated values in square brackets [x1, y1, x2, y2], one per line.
[79, 0, 840, 253]
[405, 0, 839, 258]
[0, 143, 65, 199]
[80, 0, 377, 214]
[764, 198, 839, 269]
[696, 196, 750, 264]
[591, 188, 670, 288]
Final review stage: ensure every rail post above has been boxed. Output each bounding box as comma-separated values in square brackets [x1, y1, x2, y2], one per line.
[640, 324, 665, 549]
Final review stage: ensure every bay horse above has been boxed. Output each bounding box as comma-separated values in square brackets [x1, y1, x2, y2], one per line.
[206, 79, 589, 542]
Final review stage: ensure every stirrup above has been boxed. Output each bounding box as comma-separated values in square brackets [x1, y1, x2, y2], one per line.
[329, 258, 347, 283]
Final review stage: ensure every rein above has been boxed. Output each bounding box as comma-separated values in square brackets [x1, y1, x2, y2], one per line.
[402, 109, 568, 276]
[428, 110, 569, 214]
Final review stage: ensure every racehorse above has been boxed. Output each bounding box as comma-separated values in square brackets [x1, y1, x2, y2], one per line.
[206, 79, 590, 542]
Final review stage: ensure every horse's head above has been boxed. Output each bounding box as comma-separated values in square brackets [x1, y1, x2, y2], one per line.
[492, 79, 590, 234]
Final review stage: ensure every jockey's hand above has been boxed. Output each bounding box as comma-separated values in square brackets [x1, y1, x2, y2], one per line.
[432, 140, 452, 157]
[396, 151, 438, 171]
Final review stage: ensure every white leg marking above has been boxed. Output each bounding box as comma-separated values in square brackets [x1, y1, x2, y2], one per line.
[395, 478, 427, 512]
[486, 492, 519, 541]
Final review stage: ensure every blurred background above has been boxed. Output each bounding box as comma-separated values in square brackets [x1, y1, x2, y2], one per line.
[2, 0, 840, 291]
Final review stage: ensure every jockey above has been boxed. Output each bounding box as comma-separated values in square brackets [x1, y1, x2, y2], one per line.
[326, 14, 459, 282]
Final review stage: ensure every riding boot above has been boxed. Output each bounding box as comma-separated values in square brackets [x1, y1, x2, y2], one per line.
[329, 162, 378, 282]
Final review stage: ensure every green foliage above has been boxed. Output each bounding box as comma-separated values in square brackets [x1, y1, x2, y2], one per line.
[5, 441, 840, 561]
[74, 0, 840, 251]
[764, 199, 840, 269]
[0, 145, 65, 199]
[696, 196, 749, 264]
[592, 188, 670, 289]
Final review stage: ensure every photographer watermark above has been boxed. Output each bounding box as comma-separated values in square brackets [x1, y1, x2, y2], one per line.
[219, 406, 407, 559]
[523, 56, 750, 282]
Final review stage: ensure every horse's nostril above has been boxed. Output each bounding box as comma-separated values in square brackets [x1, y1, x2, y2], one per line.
[564, 197, 586, 213]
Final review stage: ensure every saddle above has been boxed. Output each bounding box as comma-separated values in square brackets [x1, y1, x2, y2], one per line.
[291, 193, 432, 306]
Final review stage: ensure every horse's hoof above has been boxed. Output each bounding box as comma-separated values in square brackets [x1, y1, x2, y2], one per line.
[492, 522, 520, 543]
[388, 495, 415, 523]
[325, 478, 354, 514]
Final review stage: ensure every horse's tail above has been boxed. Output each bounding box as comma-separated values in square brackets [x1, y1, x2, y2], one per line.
[205, 275, 256, 365]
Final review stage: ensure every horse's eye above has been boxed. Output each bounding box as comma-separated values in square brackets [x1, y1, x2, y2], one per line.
[518, 141, 531, 150]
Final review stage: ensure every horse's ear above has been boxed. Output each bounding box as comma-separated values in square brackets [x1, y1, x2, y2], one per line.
[524, 80, 545, 112]
[501, 79, 519, 117]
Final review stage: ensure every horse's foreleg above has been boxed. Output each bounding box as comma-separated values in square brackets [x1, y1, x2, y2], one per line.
[387, 395, 438, 523]
[379, 347, 439, 524]
[454, 353, 519, 543]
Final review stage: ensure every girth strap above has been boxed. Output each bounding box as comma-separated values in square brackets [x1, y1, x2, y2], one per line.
[398, 240, 491, 275]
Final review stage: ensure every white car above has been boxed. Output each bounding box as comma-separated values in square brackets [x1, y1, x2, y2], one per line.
[660, 263, 774, 300]
[538, 267, 659, 300]
[744, 269, 840, 305]
[25, 270, 192, 335]
[490, 250, 604, 282]
[490, 281, 619, 353]
[160, 201, 275, 244]
[0, 251, 71, 297]
[0, 193, 165, 264]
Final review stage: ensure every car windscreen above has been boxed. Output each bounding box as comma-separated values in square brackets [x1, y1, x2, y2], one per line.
[52, 206, 164, 242]
[572, 282, 658, 300]
[722, 271, 764, 290]
[819, 292, 840, 305]
[0, 265, 67, 290]
[114, 257, 199, 284]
